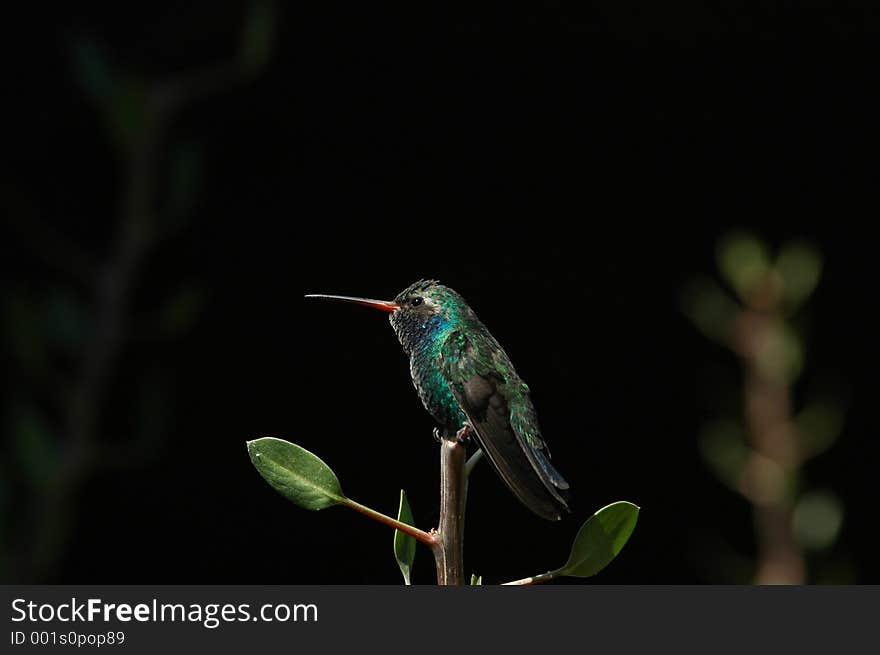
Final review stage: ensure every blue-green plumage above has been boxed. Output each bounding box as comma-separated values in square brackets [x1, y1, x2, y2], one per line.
[307, 279, 570, 521]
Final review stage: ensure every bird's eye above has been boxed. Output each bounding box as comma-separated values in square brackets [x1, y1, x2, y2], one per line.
[410, 297, 423, 307]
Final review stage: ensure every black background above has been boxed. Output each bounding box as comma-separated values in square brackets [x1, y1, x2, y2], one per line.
[2, 3, 876, 584]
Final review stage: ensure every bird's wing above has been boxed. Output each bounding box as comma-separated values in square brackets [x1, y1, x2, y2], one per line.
[440, 330, 570, 521]
[483, 342, 570, 492]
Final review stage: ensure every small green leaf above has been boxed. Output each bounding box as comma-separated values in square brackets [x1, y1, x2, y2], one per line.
[796, 401, 844, 459]
[793, 490, 844, 550]
[44, 290, 88, 352]
[247, 437, 344, 510]
[470, 574, 482, 585]
[68, 37, 147, 153]
[13, 408, 60, 488]
[716, 231, 771, 301]
[393, 490, 416, 585]
[240, 0, 276, 73]
[698, 419, 748, 490]
[1, 288, 48, 376]
[776, 241, 822, 310]
[680, 276, 739, 343]
[561, 501, 639, 578]
[69, 38, 115, 102]
[104, 78, 149, 153]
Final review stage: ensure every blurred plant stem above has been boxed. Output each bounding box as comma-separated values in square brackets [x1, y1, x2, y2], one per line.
[26, 102, 160, 581]
[734, 304, 804, 584]
[9, 3, 276, 582]
[684, 231, 843, 584]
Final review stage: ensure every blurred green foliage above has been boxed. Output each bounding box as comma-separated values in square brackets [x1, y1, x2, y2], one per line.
[70, 38, 149, 153]
[240, 0, 277, 74]
[12, 408, 59, 490]
[793, 491, 844, 551]
[2, 289, 51, 378]
[0, 1, 276, 583]
[684, 230, 847, 583]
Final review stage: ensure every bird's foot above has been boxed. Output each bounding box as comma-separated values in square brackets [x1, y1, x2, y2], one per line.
[455, 424, 470, 444]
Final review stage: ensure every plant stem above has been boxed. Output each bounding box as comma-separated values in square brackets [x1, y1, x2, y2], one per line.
[732, 304, 805, 584]
[502, 569, 561, 586]
[340, 498, 438, 547]
[21, 100, 162, 584]
[433, 438, 467, 585]
[340, 436, 469, 584]
[13, 26, 273, 583]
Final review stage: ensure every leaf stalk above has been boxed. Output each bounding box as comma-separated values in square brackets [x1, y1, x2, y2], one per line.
[341, 498, 438, 547]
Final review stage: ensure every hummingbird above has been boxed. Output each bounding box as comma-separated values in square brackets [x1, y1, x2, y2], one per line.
[305, 279, 570, 521]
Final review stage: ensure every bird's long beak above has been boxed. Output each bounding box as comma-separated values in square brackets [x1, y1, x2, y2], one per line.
[305, 294, 400, 313]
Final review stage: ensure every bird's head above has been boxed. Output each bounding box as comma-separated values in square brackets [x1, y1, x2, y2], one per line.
[305, 279, 466, 355]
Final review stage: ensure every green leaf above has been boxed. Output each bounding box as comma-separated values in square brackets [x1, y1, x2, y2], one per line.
[680, 275, 739, 343]
[44, 290, 88, 352]
[393, 490, 416, 585]
[13, 408, 60, 488]
[103, 78, 149, 153]
[247, 437, 344, 510]
[776, 241, 822, 310]
[560, 501, 639, 578]
[470, 574, 482, 585]
[793, 490, 844, 551]
[69, 38, 114, 102]
[1, 288, 48, 376]
[240, 0, 276, 73]
[698, 419, 748, 490]
[796, 401, 845, 459]
[69, 38, 147, 153]
[716, 231, 771, 301]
